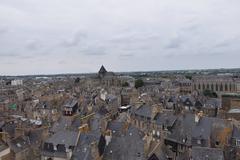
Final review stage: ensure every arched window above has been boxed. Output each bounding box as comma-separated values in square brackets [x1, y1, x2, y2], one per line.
[232, 84, 236, 91]
[203, 84, 205, 90]
[216, 84, 219, 91]
[211, 84, 214, 91]
[198, 84, 201, 90]
[225, 84, 228, 91]
[207, 84, 210, 89]
[220, 84, 223, 91]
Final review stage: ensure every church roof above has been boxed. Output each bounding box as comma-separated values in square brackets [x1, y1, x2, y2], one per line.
[98, 65, 107, 74]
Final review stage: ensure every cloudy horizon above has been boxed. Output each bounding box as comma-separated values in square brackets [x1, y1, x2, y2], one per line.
[0, 0, 240, 75]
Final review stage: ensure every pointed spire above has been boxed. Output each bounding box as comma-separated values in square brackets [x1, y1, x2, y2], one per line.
[98, 65, 107, 74]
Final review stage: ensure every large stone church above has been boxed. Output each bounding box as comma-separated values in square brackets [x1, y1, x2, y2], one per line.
[97, 65, 122, 86]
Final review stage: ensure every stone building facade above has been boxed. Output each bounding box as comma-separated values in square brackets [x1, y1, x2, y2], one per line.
[192, 76, 240, 94]
[98, 65, 122, 87]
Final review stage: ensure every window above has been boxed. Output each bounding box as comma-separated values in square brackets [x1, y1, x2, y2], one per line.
[216, 84, 219, 91]
[157, 131, 160, 137]
[236, 140, 240, 146]
[197, 140, 201, 145]
[180, 145, 184, 150]
[211, 84, 214, 91]
[152, 130, 155, 135]
[225, 84, 228, 91]
[220, 84, 223, 91]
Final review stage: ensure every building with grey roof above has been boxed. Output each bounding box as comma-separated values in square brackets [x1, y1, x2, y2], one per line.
[103, 123, 145, 160]
[190, 147, 224, 160]
[63, 99, 78, 116]
[8, 135, 31, 160]
[42, 130, 80, 160]
[0, 140, 10, 160]
[165, 113, 230, 157]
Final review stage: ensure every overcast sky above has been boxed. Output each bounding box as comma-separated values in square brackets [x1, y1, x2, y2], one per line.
[0, 0, 240, 75]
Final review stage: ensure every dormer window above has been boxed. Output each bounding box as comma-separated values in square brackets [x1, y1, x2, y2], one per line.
[197, 140, 201, 145]
[152, 130, 155, 135]
[236, 139, 240, 146]
[183, 137, 187, 143]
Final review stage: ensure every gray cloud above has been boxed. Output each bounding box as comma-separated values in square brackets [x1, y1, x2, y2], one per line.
[165, 36, 184, 49]
[0, 27, 8, 34]
[0, 53, 18, 57]
[82, 47, 107, 56]
[25, 39, 42, 50]
[0, 0, 240, 75]
[58, 60, 66, 64]
[119, 53, 134, 57]
[61, 32, 88, 48]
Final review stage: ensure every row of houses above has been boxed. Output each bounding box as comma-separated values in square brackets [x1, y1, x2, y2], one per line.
[176, 75, 240, 94]
[131, 104, 240, 160]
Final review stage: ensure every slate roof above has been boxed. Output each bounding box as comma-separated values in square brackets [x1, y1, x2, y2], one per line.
[72, 133, 99, 160]
[166, 113, 226, 147]
[8, 136, 30, 153]
[232, 126, 240, 139]
[191, 147, 224, 160]
[134, 105, 152, 119]
[103, 125, 145, 160]
[154, 112, 177, 128]
[46, 130, 79, 148]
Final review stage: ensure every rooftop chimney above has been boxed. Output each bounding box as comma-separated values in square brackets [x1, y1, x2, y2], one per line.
[195, 111, 203, 124]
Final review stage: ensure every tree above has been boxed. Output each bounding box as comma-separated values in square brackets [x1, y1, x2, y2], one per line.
[135, 79, 144, 89]
[203, 89, 218, 98]
[122, 82, 129, 87]
[185, 75, 192, 80]
[75, 77, 80, 83]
